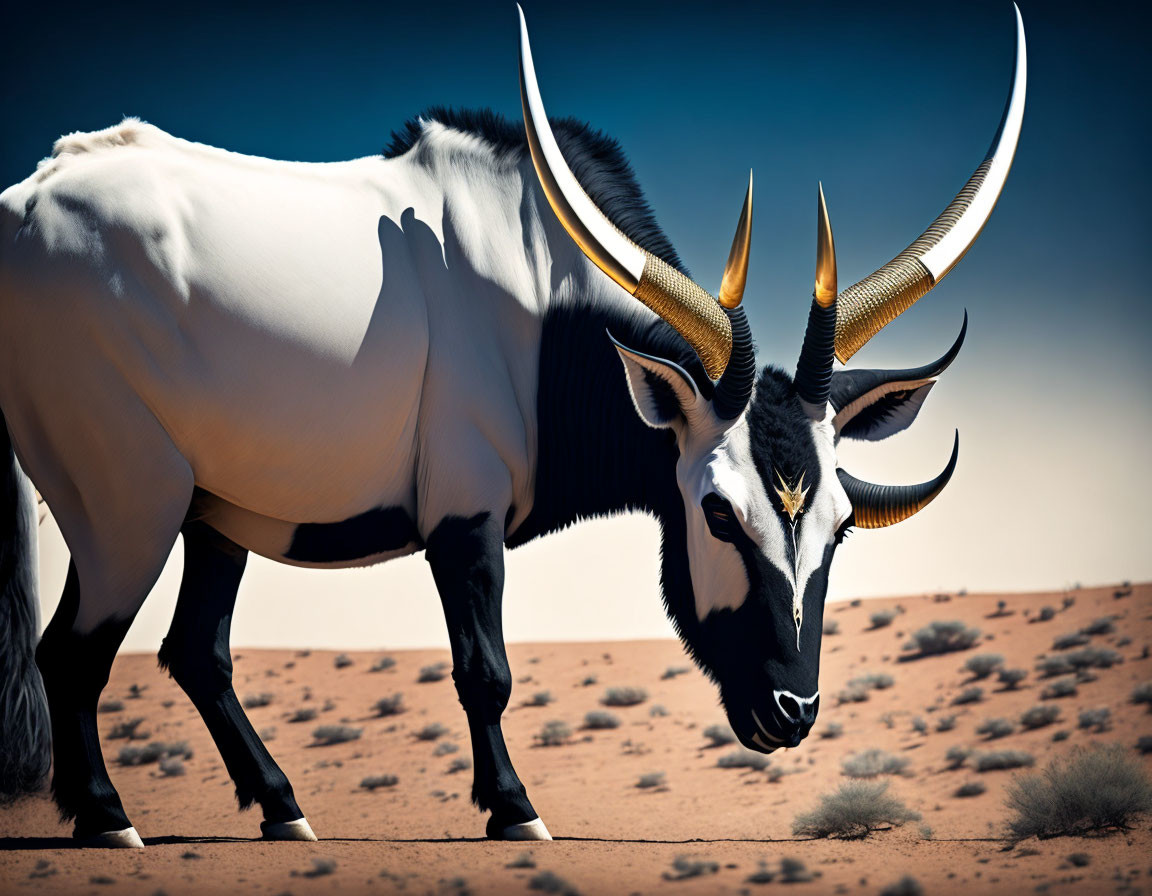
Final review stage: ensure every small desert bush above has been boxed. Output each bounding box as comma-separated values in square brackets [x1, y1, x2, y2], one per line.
[661, 666, 690, 680]
[1077, 707, 1111, 733]
[717, 749, 771, 771]
[372, 694, 405, 717]
[1005, 745, 1152, 839]
[360, 774, 399, 791]
[944, 746, 970, 770]
[108, 718, 147, 740]
[418, 662, 449, 683]
[869, 609, 898, 629]
[1036, 605, 1056, 622]
[288, 707, 318, 723]
[580, 675, 597, 687]
[904, 620, 980, 656]
[636, 772, 666, 789]
[242, 692, 274, 709]
[433, 741, 458, 756]
[1052, 632, 1090, 651]
[649, 704, 668, 717]
[792, 780, 920, 839]
[1060, 647, 1122, 673]
[1041, 677, 1078, 700]
[841, 749, 909, 778]
[663, 856, 719, 881]
[158, 757, 185, 777]
[1020, 705, 1060, 730]
[98, 699, 124, 714]
[952, 686, 984, 705]
[997, 668, 1027, 690]
[702, 724, 736, 747]
[976, 717, 1016, 740]
[823, 618, 840, 636]
[448, 757, 472, 773]
[819, 721, 844, 739]
[836, 683, 870, 704]
[911, 717, 928, 735]
[1130, 681, 1152, 711]
[850, 672, 894, 691]
[1136, 736, 1152, 755]
[954, 780, 986, 798]
[1081, 617, 1115, 636]
[333, 653, 354, 669]
[311, 725, 362, 746]
[963, 654, 1004, 680]
[602, 686, 647, 707]
[973, 750, 1034, 772]
[880, 876, 924, 896]
[117, 742, 191, 766]
[535, 720, 572, 747]
[369, 656, 396, 672]
[583, 711, 620, 730]
[526, 691, 554, 707]
[414, 723, 448, 741]
[935, 715, 957, 732]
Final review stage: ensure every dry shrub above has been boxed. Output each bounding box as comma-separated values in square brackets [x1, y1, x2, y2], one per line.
[850, 672, 894, 691]
[841, 749, 909, 778]
[311, 725, 361, 746]
[1020, 705, 1061, 730]
[717, 749, 771, 771]
[951, 686, 984, 706]
[1130, 681, 1152, 711]
[583, 711, 620, 730]
[973, 750, 1034, 772]
[289, 707, 318, 723]
[525, 691, 554, 707]
[963, 654, 1004, 680]
[360, 774, 398, 790]
[869, 609, 898, 629]
[997, 668, 1027, 690]
[1077, 707, 1111, 733]
[976, 717, 1016, 740]
[535, 720, 572, 747]
[417, 662, 449, 683]
[702, 724, 735, 747]
[1005, 745, 1152, 839]
[904, 620, 980, 656]
[792, 780, 919, 839]
[333, 653, 353, 669]
[373, 694, 405, 717]
[636, 772, 666, 789]
[1041, 677, 1078, 700]
[819, 721, 844, 739]
[1052, 632, 1090, 651]
[602, 687, 647, 707]
[954, 781, 986, 798]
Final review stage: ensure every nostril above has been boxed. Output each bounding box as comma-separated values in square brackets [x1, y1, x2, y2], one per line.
[779, 693, 801, 722]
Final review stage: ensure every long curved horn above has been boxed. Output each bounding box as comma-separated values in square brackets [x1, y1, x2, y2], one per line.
[795, 183, 838, 411]
[712, 174, 757, 419]
[518, 7, 736, 381]
[837, 431, 959, 528]
[834, 5, 1026, 363]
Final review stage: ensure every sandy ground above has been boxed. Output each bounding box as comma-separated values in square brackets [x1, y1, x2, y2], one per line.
[2, 583, 1150, 895]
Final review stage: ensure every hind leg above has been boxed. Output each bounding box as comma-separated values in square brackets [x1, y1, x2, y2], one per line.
[33, 461, 192, 846]
[159, 519, 313, 841]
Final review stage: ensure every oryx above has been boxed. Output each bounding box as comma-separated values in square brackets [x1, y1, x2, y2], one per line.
[0, 6, 1025, 845]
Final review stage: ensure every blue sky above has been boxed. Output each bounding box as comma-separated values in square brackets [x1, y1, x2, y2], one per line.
[5, 0, 1150, 647]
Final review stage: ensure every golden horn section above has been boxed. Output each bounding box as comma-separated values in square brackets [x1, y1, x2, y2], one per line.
[719, 172, 753, 309]
[635, 252, 733, 380]
[815, 182, 837, 308]
[834, 158, 992, 362]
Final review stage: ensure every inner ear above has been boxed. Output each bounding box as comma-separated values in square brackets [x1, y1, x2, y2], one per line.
[609, 333, 702, 429]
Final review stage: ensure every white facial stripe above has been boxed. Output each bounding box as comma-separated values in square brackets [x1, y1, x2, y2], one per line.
[793, 416, 852, 620]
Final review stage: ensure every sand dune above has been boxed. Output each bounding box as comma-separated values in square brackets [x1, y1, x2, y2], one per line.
[2, 583, 1150, 894]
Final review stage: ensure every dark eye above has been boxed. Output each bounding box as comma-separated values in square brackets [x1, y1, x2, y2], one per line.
[702, 493, 736, 542]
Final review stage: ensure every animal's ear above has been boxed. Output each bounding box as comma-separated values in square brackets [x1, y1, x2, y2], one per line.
[830, 312, 967, 442]
[830, 376, 936, 441]
[609, 334, 703, 430]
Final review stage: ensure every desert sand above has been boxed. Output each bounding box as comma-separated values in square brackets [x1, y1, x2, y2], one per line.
[2, 583, 1150, 895]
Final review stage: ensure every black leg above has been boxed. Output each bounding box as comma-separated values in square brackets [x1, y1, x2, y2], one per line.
[36, 563, 135, 840]
[158, 521, 306, 835]
[425, 512, 541, 838]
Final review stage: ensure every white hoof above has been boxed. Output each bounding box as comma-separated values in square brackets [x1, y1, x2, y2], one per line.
[261, 817, 318, 841]
[501, 817, 552, 841]
[80, 826, 145, 849]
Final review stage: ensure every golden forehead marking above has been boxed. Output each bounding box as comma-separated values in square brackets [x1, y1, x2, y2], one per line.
[773, 470, 809, 523]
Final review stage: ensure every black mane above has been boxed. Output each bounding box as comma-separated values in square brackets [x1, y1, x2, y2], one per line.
[383, 106, 686, 275]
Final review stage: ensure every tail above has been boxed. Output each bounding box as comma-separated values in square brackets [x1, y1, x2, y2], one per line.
[0, 407, 51, 800]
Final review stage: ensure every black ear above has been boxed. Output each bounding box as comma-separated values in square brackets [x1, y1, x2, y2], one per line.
[830, 312, 966, 442]
[609, 333, 702, 429]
